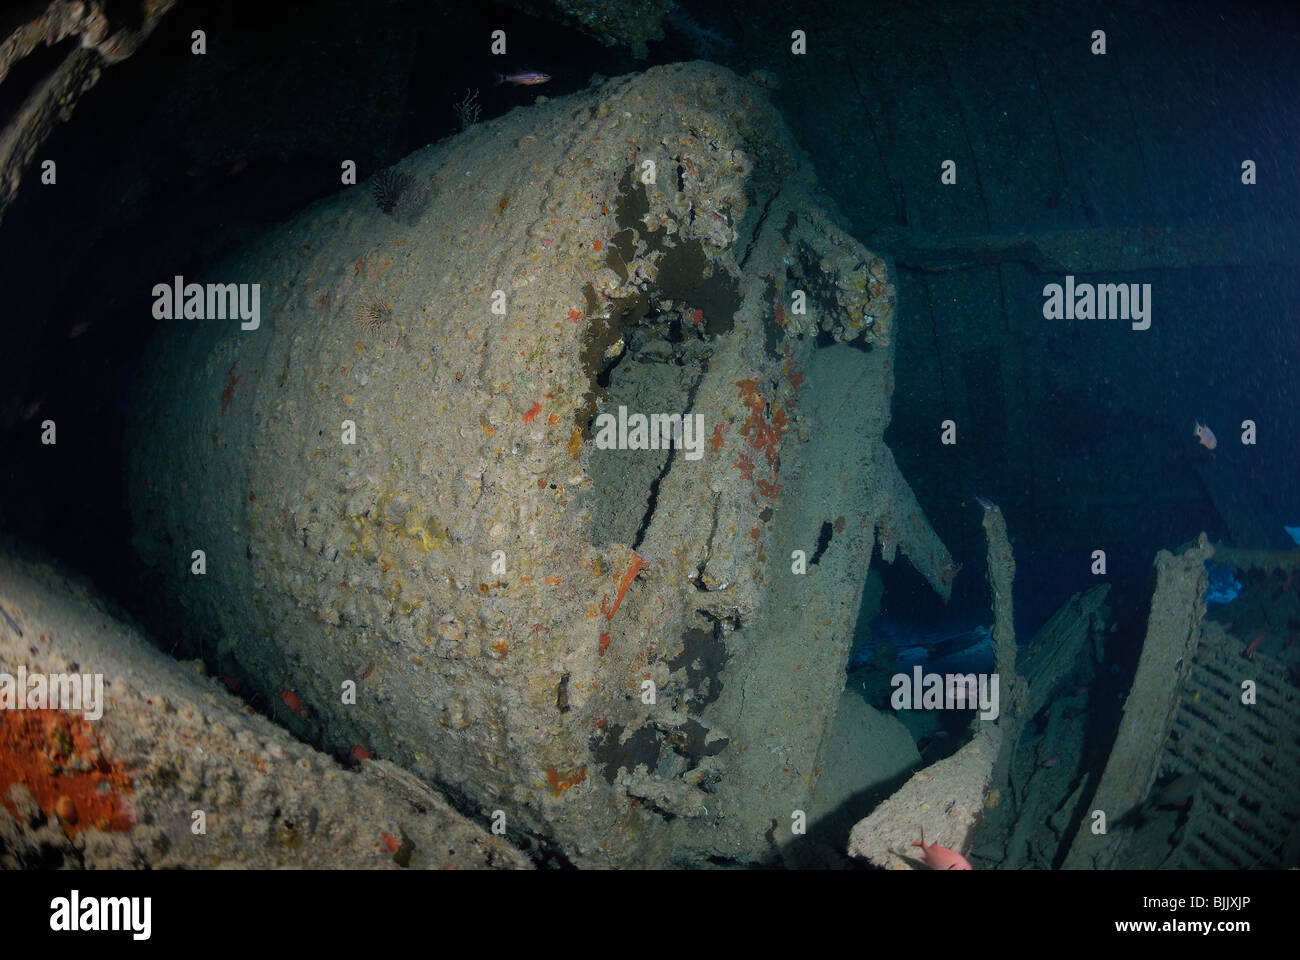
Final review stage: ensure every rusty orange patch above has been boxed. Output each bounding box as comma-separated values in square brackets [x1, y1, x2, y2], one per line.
[783, 356, 804, 389]
[0, 710, 132, 835]
[733, 451, 754, 480]
[732, 378, 761, 409]
[708, 423, 726, 452]
[545, 766, 587, 796]
[219, 364, 240, 416]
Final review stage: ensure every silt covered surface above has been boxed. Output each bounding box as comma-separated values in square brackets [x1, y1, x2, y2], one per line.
[125, 62, 952, 866]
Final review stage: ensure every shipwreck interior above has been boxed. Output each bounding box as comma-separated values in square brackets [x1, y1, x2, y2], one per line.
[0, 0, 1297, 871]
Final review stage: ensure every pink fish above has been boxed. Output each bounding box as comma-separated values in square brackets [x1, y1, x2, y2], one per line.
[1041, 756, 1061, 768]
[1193, 421, 1217, 450]
[911, 827, 973, 870]
[496, 70, 550, 86]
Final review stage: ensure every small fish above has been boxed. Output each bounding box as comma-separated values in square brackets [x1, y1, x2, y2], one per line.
[974, 495, 994, 510]
[1154, 772, 1198, 808]
[349, 745, 374, 763]
[1193, 421, 1217, 450]
[1041, 756, 1062, 768]
[911, 826, 973, 870]
[496, 70, 550, 86]
[1244, 634, 1265, 660]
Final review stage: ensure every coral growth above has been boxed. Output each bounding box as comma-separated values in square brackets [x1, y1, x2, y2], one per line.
[454, 89, 481, 131]
[371, 166, 411, 215]
[600, 552, 647, 623]
[356, 297, 392, 331]
[731, 378, 788, 496]
[597, 552, 647, 656]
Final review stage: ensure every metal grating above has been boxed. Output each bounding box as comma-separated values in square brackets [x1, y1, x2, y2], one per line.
[1160, 631, 1300, 869]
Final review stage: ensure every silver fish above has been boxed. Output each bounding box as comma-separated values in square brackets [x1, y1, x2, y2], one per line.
[496, 70, 550, 86]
